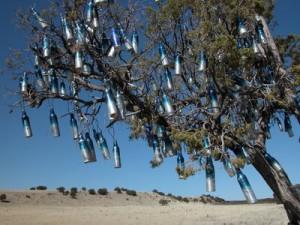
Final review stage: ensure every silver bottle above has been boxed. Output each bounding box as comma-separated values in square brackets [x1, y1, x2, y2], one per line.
[111, 28, 120, 48]
[236, 169, 256, 204]
[50, 73, 59, 94]
[85, 132, 97, 162]
[78, 134, 94, 163]
[164, 69, 173, 91]
[113, 141, 121, 168]
[42, 35, 50, 58]
[49, 108, 60, 137]
[223, 157, 236, 177]
[105, 87, 119, 121]
[159, 44, 169, 67]
[60, 81, 66, 97]
[198, 51, 207, 73]
[162, 93, 174, 116]
[22, 111, 32, 138]
[61, 15, 73, 41]
[70, 113, 79, 140]
[75, 50, 83, 69]
[86, 0, 93, 23]
[20, 72, 28, 93]
[93, 130, 111, 160]
[175, 53, 181, 75]
[116, 90, 126, 120]
[238, 20, 247, 35]
[132, 30, 139, 54]
[34, 67, 45, 89]
[31, 8, 48, 29]
[205, 156, 216, 192]
[108, 46, 116, 57]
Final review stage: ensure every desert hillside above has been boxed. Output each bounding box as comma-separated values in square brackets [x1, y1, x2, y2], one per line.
[0, 189, 288, 225]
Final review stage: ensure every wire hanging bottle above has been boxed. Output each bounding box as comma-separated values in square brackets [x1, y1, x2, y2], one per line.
[205, 156, 216, 192]
[49, 108, 60, 137]
[236, 169, 257, 203]
[113, 141, 121, 168]
[21, 111, 33, 138]
[70, 113, 79, 140]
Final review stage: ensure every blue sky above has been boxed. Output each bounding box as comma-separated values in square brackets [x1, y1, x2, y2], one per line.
[0, 1, 300, 201]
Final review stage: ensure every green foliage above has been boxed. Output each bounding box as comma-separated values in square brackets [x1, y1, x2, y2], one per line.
[0, 194, 7, 202]
[97, 188, 108, 195]
[88, 189, 96, 195]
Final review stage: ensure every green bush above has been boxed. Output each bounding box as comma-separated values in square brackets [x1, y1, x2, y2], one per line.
[126, 190, 137, 196]
[36, 186, 47, 190]
[114, 187, 122, 194]
[30, 187, 36, 190]
[70, 187, 78, 194]
[88, 189, 96, 195]
[63, 191, 70, 196]
[0, 194, 7, 202]
[81, 187, 86, 191]
[97, 188, 108, 195]
[182, 197, 189, 203]
[70, 192, 77, 199]
[56, 187, 65, 193]
[159, 199, 169, 206]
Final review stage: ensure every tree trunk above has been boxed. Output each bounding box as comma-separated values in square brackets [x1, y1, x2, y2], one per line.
[250, 148, 300, 225]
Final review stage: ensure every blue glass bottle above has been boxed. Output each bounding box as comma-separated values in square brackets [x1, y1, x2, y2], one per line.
[21, 111, 32, 138]
[153, 139, 163, 165]
[206, 156, 215, 192]
[113, 141, 121, 168]
[132, 30, 139, 54]
[49, 108, 60, 137]
[70, 113, 79, 140]
[238, 20, 247, 35]
[34, 67, 45, 89]
[164, 69, 173, 91]
[111, 28, 120, 49]
[85, 132, 97, 162]
[198, 51, 206, 73]
[60, 81, 66, 97]
[86, 0, 93, 23]
[75, 21, 85, 45]
[257, 25, 266, 44]
[50, 72, 59, 94]
[20, 72, 28, 93]
[236, 169, 256, 203]
[208, 85, 219, 113]
[61, 15, 73, 41]
[159, 44, 169, 67]
[42, 35, 50, 58]
[162, 93, 174, 116]
[175, 53, 181, 75]
[116, 90, 125, 120]
[78, 134, 93, 163]
[93, 129, 111, 160]
[31, 8, 48, 29]
[223, 156, 236, 177]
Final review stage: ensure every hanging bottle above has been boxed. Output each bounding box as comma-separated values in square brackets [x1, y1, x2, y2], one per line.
[113, 141, 121, 168]
[223, 155, 236, 177]
[75, 49, 83, 69]
[111, 28, 120, 49]
[60, 81, 66, 97]
[49, 108, 60, 137]
[94, 0, 108, 7]
[78, 134, 94, 163]
[70, 113, 79, 140]
[163, 136, 175, 157]
[156, 124, 165, 139]
[284, 113, 294, 137]
[162, 92, 174, 116]
[236, 169, 257, 203]
[75, 21, 85, 45]
[175, 52, 181, 75]
[116, 90, 126, 120]
[202, 136, 211, 149]
[34, 67, 45, 89]
[82, 64, 92, 75]
[241, 147, 251, 164]
[252, 39, 260, 55]
[237, 19, 247, 36]
[108, 46, 116, 57]
[31, 8, 48, 29]
[264, 152, 284, 173]
[257, 25, 267, 44]
[208, 84, 219, 113]
[86, 0, 93, 23]
[93, 130, 111, 160]
[85, 132, 97, 162]
[118, 23, 132, 50]
[50, 71, 59, 94]
[205, 156, 216, 192]
[164, 69, 173, 91]
[20, 72, 28, 93]
[153, 139, 163, 165]
[274, 117, 283, 132]
[132, 30, 139, 54]
[21, 111, 32, 138]
[198, 51, 207, 73]
[159, 44, 169, 67]
[92, 8, 99, 29]
[177, 151, 185, 170]
[105, 86, 119, 121]
[61, 15, 73, 41]
[42, 35, 50, 58]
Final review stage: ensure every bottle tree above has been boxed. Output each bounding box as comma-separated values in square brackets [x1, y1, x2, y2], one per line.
[7, 0, 300, 224]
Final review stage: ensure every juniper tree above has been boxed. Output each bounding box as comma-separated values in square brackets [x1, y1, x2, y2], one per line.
[7, 0, 300, 224]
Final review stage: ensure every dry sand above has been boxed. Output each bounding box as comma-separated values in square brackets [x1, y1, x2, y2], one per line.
[0, 190, 288, 225]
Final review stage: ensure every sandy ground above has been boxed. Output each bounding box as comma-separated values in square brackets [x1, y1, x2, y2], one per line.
[0, 190, 288, 225]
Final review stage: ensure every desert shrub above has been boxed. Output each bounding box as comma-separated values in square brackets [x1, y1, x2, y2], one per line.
[56, 187, 65, 193]
[167, 193, 173, 197]
[182, 197, 189, 203]
[70, 192, 77, 199]
[30, 187, 36, 190]
[121, 187, 127, 192]
[114, 187, 122, 194]
[98, 188, 108, 195]
[63, 191, 70, 196]
[26, 195, 31, 199]
[0, 194, 7, 202]
[82, 187, 86, 191]
[152, 189, 158, 193]
[175, 196, 183, 201]
[126, 190, 137, 196]
[159, 199, 170, 206]
[36, 186, 47, 190]
[193, 198, 199, 202]
[88, 189, 96, 195]
[70, 187, 78, 194]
